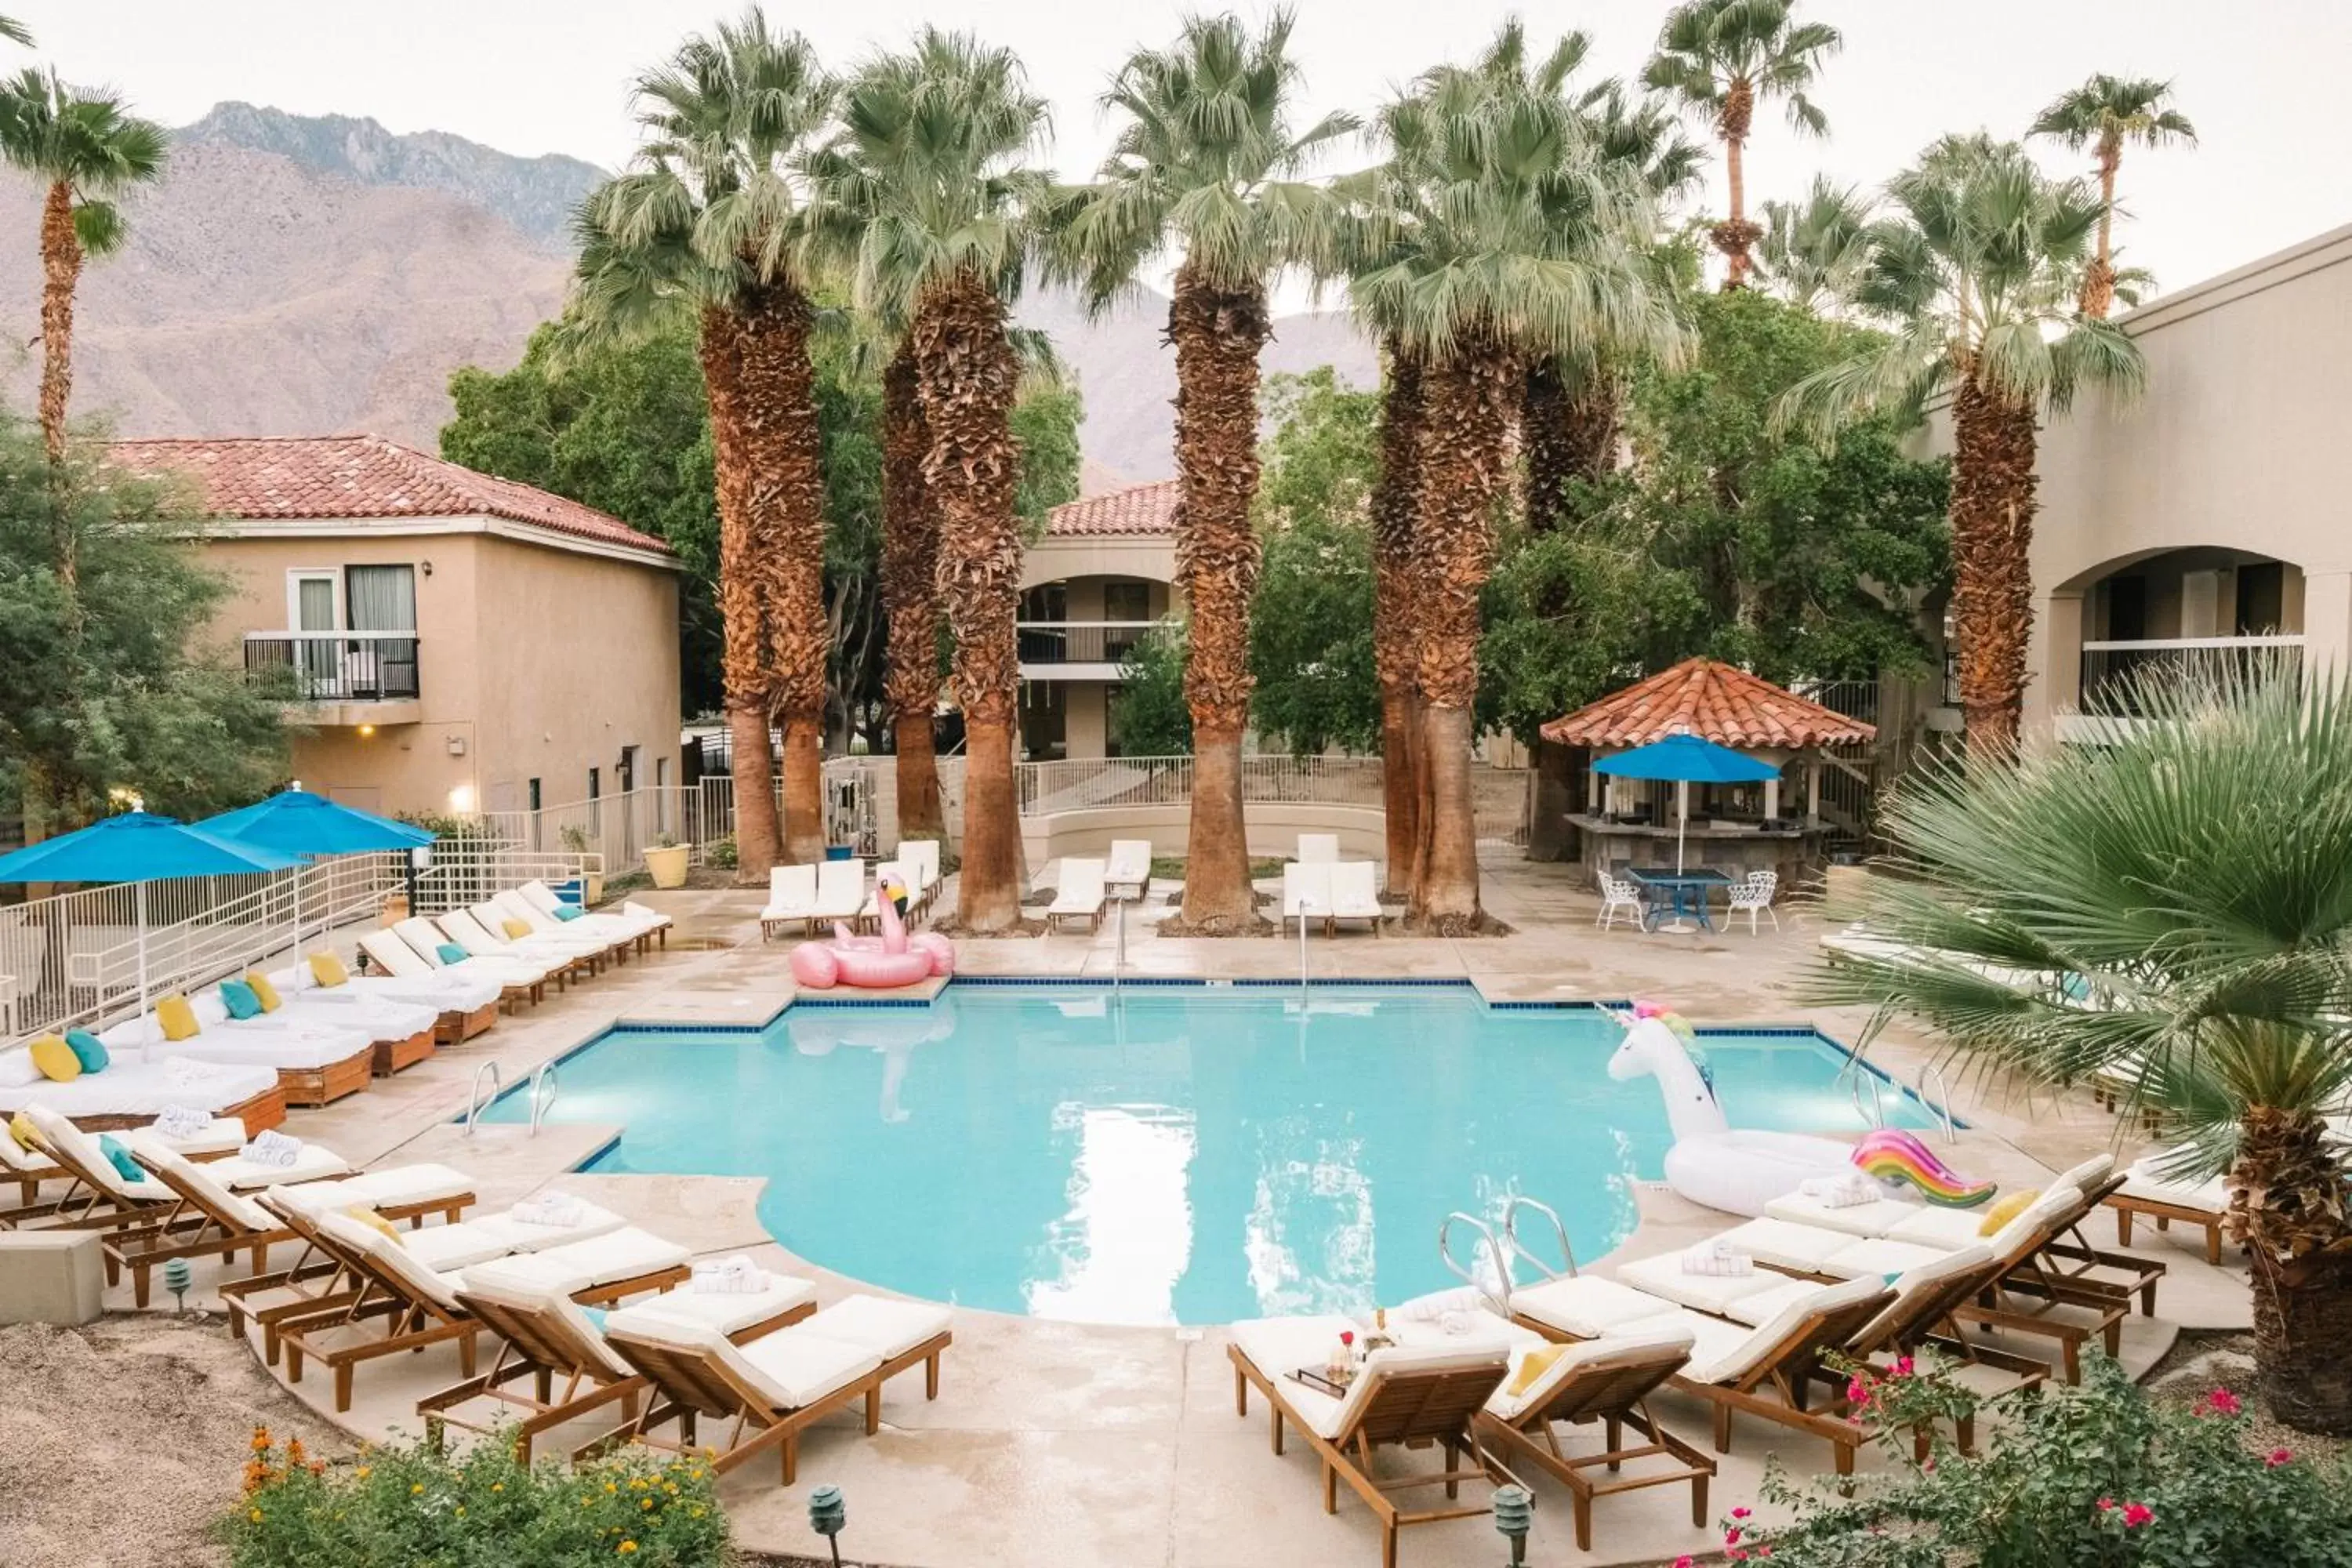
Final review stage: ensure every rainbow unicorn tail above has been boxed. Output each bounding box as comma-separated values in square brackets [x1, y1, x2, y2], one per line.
[1850, 1129, 1998, 1208]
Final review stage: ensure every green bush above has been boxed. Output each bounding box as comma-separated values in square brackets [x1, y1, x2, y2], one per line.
[703, 834, 738, 871]
[219, 1425, 729, 1567]
[1741, 1354, 2352, 1566]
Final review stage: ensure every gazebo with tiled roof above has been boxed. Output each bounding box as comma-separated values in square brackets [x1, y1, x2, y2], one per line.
[1540, 658, 1876, 890]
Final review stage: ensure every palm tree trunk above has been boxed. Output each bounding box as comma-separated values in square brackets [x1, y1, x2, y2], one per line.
[913, 271, 1025, 931]
[698, 308, 781, 884]
[1169, 264, 1271, 929]
[2232, 1106, 2352, 1432]
[1948, 376, 2040, 758]
[735, 281, 829, 864]
[1411, 335, 1523, 929]
[1713, 82, 1762, 291]
[881, 343, 946, 843]
[1371, 340, 1426, 899]
[38, 179, 82, 580]
[2081, 143, 2121, 318]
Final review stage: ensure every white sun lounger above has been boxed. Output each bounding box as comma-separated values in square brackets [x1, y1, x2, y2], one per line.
[896, 840, 943, 916]
[1281, 862, 1332, 935]
[761, 864, 820, 940]
[1295, 833, 1340, 863]
[1327, 861, 1384, 935]
[420, 913, 577, 989]
[98, 1001, 378, 1109]
[489, 891, 626, 964]
[812, 858, 866, 926]
[0, 1047, 283, 1132]
[269, 958, 500, 1046]
[388, 919, 556, 1001]
[857, 862, 908, 931]
[1104, 840, 1152, 900]
[1047, 858, 1109, 933]
[520, 880, 669, 947]
[466, 901, 608, 967]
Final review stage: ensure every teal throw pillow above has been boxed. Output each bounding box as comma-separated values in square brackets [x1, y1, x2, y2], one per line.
[578, 1305, 609, 1333]
[98, 1133, 143, 1184]
[219, 979, 263, 1020]
[64, 1027, 108, 1073]
[436, 942, 469, 965]
[552, 904, 583, 922]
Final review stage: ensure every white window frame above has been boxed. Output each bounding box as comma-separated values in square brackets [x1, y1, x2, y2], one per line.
[285, 568, 344, 632]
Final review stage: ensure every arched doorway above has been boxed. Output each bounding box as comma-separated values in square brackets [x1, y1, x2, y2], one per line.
[2060, 546, 2303, 722]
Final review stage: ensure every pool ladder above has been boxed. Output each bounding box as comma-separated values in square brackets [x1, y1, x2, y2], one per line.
[1438, 1196, 1581, 1319]
[460, 1060, 559, 1136]
[463, 1062, 500, 1135]
[1840, 1058, 1958, 1146]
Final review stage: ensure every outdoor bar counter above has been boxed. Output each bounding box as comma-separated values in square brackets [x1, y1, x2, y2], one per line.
[1567, 813, 1828, 887]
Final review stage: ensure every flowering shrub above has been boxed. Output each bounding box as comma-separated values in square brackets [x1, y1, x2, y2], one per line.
[1737, 1355, 2352, 1566]
[217, 1425, 730, 1567]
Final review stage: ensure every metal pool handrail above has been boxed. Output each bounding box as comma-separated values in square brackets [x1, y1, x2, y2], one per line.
[1922, 1062, 1957, 1145]
[463, 1061, 502, 1135]
[528, 1062, 559, 1136]
[1849, 1071, 1886, 1130]
[1297, 896, 1312, 996]
[1501, 1196, 1579, 1281]
[1439, 1210, 1514, 1316]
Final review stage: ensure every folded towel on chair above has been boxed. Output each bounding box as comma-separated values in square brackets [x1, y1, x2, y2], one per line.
[691, 1254, 761, 1294]
[244, 1128, 303, 1168]
[1681, 1236, 1754, 1276]
[510, 1189, 586, 1228]
[154, 1103, 211, 1139]
[1799, 1171, 1881, 1209]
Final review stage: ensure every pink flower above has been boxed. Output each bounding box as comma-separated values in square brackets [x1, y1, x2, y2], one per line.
[2267, 1448, 2294, 1468]
[1726, 1526, 1743, 1545]
[2122, 1503, 2153, 1529]
[1893, 1356, 1915, 1377]
[2201, 1387, 2242, 1417]
[1339, 1330, 1353, 1347]
[1731, 1508, 1751, 1519]
[2096, 1498, 2116, 1512]
[1673, 1559, 1694, 1568]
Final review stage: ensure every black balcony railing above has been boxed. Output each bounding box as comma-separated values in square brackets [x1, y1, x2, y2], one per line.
[244, 633, 420, 702]
[1015, 620, 1160, 666]
[2078, 636, 2301, 715]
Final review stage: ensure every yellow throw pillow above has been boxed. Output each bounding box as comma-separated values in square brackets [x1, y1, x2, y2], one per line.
[10, 1109, 42, 1149]
[1977, 1189, 2038, 1237]
[27, 1034, 81, 1083]
[244, 971, 283, 1013]
[342, 1205, 404, 1246]
[155, 995, 201, 1041]
[308, 952, 350, 988]
[1507, 1344, 1568, 1398]
[501, 918, 533, 942]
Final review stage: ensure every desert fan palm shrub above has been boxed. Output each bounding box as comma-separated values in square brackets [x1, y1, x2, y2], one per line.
[1814, 665, 2352, 1433]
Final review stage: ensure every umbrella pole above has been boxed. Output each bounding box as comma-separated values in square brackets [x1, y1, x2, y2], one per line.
[1676, 780, 1690, 875]
[137, 880, 153, 1048]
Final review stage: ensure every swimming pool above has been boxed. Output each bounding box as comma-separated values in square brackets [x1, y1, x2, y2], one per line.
[485, 983, 1936, 1326]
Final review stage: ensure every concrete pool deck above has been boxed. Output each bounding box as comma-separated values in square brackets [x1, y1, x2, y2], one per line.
[96, 854, 2253, 1567]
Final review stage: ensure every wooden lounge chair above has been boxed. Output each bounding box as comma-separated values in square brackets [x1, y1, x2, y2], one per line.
[456, 903, 604, 980]
[1046, 858, 1109, 933]
[760, 865, 820, 941]
[364, 926, 542, 1011]
[503, 885, 659, 960]
[1475, 1326, 1714, 1552]
[12, 1105, 228, 1233]
[423, 1264, 818, 1461]
[391, 916, 560, 1001]
[2105, 1149, 2230, 1265]
[591, 1293, 953, 1482]
[492, 889, 633, 967]
[223, 1172, 481, 1363]
[1228, 1317, 1516, 1568]
[1, 1111, 241, 1218]
[278, 1210, 690, 1412]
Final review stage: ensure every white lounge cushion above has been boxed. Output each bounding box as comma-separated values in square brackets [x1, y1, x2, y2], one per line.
[313, 1207, 467, 1311]
[1762, 1190, 1924, 1239]
[401, 1222, 521, 1274]
[733, 1328, 885, 1410]
[2053, 1153, 2116, 1192]
[1616, 1252, 1788, 1316]
[2117, 1171, 2228, 1214]
[459, 1269, 634, 1381]
[116, 1134, 274, 1231]
[1716, 1277, 1830, 1328]
[24, 1107, 168, 1203]
[1714, 1217, 1857, 1272]
[1668, 1273, 1887, 1385]
[1889, 1182, 2082, 1258]
[1486, 1323, 1695, 1424]
[1817, 1236, 1953, 1279]
[329, 1162, 474, 1208]
[1229, 1314, 1512, 1440]
[460, 1226, 690, 1298]
[0, 1057, 278, 1118]
[0, 1049, 40, 1088]
[1848, 1245, 1994, 1347]
[1875, 1204, 2005, 1251]
[1510, 1274, 1684, 1338]
[463, 1200, 629, 1254]
[205, 1142, 354, 1189]
[792, 1292, 952, 1361]
[623, 1272, 818, 1338]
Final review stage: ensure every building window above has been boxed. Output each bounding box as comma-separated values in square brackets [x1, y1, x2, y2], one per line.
[653, 757, 669, 834]
[588, 767, 601, 833]
[618, 745, 637, 795]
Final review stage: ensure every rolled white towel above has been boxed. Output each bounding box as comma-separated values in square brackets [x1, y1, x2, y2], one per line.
[153, 1104, 210, 1139]
[243, 1129, 303, 1169]
[1681, 1236, 1753, 1277]
[510, 1189, 586, 1228]
[1800, 1171, 1880, 1209]
[689, 1254, 762, 1294]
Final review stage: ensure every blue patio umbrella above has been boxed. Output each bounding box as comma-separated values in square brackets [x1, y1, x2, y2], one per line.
[1594, 732, 1780, 874]
[200, 788, 434, 957]
[0, 809, 301, 1042]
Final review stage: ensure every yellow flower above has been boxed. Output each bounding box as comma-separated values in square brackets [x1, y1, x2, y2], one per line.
[412, 1483, 425, 1496]
[250, 1428, 272, 1454]
[248, 1508, 263, 1523]
[605, 1483, 619, 1494]
[355, 1466, 371, 1480]
[456, 1506, 466, 1518]
[641, 1497, 655, 1511]
[492, 1483, 503, 1493]
[619, 1544, 638, 1556]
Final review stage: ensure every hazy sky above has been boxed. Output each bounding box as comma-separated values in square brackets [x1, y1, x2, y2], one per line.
[24, 1, 2343, 303]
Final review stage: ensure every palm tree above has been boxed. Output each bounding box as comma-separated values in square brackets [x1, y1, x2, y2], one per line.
[1367, 339, 1427, 891]
[1813, 665, 2352, 1433]
[1777, 135, 2145, 757]
[1642, 0, 1840, 289]
[0, 17, 29, 46]
[814, 29, 1052, 931]
[2030, 74, 2195, 319]
[1755, 173, 1872, 314]
[878, 336, 946, 841]
[0, 69, 166, 523]
[575, 7, 837, 881]
[1356, 28, 1683, 926]
[1051, 11, 1355, 930]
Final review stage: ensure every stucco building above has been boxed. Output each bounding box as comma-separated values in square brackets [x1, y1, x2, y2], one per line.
[114, 435, 682, 822]
[1018, 479, 1179, 760]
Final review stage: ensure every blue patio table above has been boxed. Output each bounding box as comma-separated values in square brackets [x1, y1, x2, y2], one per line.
[1628, 867, 1732, 932]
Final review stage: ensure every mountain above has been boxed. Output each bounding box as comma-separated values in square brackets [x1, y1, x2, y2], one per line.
[177, 102, 604, 252]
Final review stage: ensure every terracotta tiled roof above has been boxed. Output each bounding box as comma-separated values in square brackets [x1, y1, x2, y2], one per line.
[1043, 478, 1180, 538]
[1541, 658, 1877, 750]
[109, 434, 674, 558]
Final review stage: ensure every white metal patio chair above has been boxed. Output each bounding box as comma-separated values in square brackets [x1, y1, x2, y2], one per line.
[1597, 873, 1647, 932]
[1725, 869, 1780, 934]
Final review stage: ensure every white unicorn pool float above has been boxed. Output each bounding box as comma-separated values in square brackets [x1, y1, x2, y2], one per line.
[1607, 1001, 1855, 1217]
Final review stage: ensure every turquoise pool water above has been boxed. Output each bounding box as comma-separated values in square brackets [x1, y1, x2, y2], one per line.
[485, 984, 1936, 1326]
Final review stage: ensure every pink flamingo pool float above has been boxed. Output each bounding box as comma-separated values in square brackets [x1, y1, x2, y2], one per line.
[789, 872, 955, 990]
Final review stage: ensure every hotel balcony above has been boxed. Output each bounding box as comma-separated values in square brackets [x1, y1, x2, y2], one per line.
[1015, 620, 1160, 681]
[2057, 634, 2303, 743]
[243, 631, 423, 726]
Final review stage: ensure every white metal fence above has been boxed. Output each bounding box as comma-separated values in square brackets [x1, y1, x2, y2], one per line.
[1013, 754, 1388, 815]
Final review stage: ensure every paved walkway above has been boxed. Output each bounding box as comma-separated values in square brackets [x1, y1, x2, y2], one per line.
[121, 854, 2248, 1568]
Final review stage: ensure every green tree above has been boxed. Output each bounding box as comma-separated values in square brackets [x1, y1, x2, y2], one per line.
[1815, 667, 2352, 1434]
[1108, 625, 1192, 757]
[1642, 0, 1841, 289]
[0, 432, 288, 824]
[1755, 174, 1873, 314]
[1778, 134, 2143, 755]
[1009, 379, 1082, 528]
[2031, 74, 2195, 318]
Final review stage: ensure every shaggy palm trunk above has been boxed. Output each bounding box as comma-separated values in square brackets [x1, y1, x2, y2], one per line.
[913, 273, 1025, 931]
[1521, 360, 1619, 860]
[2232, 1107, 2352, 1433]
[1411, 336, 1523, 929]
[698, 308, 780, 884]
[1170, 266, 1271, 929]
[737, 281, 830, 864]
[1948, 376, 2041, 757]
[1371, 342, 1426, 899]
[2081, 143, 2121, 319]
[38, 180, 81, 581]
[881, 345, 946, 843]
[1712, 81, 1762, 291]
